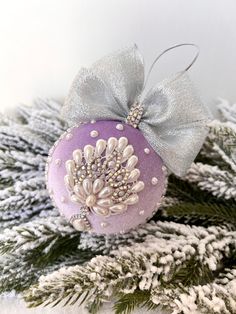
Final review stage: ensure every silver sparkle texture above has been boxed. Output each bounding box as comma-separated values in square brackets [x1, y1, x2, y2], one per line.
[61, 45, 210, 177]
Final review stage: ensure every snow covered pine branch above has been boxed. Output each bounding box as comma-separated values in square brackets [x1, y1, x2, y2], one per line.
[0, 98, 236, 314]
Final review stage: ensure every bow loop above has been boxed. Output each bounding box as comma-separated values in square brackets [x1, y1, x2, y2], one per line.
[62, 45, 144, 125]
[140, 72, 210, 176]
[61, 44, 210, 177]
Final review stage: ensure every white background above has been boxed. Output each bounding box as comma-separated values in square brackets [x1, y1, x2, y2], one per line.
[0, 0, 236, 313]
[0, 0, 236, 114]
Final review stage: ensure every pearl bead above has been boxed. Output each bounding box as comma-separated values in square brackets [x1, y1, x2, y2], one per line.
[86, 195, 97, 207]
[72, 218, 89, 231]
[66, 133, 73, 140]
[151, 177, 158, 185]
[144, 148, 150, 154]
[162, 165, 167, 172]
[61, 196, 66, 203]
[90, 130, 99, 138]
[116, 123, 124, 131]
[101, 221, 108, 228]
[55, 158, 61, 166]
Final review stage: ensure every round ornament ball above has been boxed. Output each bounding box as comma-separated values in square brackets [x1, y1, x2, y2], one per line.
[46, 120, 167, 235]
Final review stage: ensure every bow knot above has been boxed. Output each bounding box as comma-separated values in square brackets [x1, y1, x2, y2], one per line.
[125, 103, 143, 128]
[61, 44, 211, 177]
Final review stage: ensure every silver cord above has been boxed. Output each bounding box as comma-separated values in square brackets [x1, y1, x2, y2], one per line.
[143, 43, 200, 92]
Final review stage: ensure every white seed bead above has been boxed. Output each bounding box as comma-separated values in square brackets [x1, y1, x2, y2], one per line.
[139, 210, 145, 215]
[90, 130, 99, 138]
[116, 123, 124, 131]
[49, 147, 55, 155]
[61, 196, 66, 203]
[55, 158, 61, 166]
[90, 119, 96, 124]
[144, 148, 150, 154]
[66, 133, 73, 140]
[54, 140, 60, 147]
[162, 165, 167, 172]
[101, 221, 108, 228]
[151, 177, 158, 185]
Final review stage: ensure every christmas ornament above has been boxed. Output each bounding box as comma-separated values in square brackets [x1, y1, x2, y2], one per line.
[46, 44, 210, 234]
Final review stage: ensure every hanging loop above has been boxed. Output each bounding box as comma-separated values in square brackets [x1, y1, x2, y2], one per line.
[143, 43, 200, 92]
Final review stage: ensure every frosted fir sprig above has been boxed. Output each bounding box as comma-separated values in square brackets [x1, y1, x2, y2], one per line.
[218, 98, 236, 124]
[0, 214, 96, 293]
[1, 98, 236, 314]
[0, 99, 66, 227]
[17, 98, 67, 135]
[0, 99, 66, 155]
[0, 249, 94, 294]
[78, 221, 173, 254]
[0, 177, 51, 228]
[0, 215, 76, 254]
[115, 269, 236, 314]
[200, 120, 236, 172]
[185, 162, 236, 200]
[0, 150, 46, 184]
[150, 277, 236, 314]
[24, 221, 236, 311]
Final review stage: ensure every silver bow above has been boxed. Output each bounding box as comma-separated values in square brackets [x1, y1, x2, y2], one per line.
[61, 44, 210, 177]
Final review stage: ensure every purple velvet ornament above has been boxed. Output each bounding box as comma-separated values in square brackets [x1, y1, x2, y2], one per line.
[47, 120, 167, 235]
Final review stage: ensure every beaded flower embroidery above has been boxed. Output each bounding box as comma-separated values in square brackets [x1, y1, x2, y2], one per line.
[64, 137, 145, 219]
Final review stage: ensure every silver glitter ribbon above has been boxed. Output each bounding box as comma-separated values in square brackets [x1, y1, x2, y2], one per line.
[61, 44, 210, 177]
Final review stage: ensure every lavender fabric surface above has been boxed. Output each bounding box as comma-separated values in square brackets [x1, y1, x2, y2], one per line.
[47, 120, 166, 234]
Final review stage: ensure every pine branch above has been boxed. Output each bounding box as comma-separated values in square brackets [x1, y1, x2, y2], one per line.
[1, 97, 236, 314]
[114, 252, 236, 314]
[164, 202, 236, 228]
[166, 174, 221, 204]
[185, 162, 236, 200]
[78, 221, 176, 254]
[0, 99, 66, 226]
[217, 98, 236, 124]
[198, 120, 236, 173]
[0, 214, 102, 293]
[23, 221, 236, 311]
[0, 150, 46, 187]
[113, 291, 158, 314]
[0, 250, 95, 293]
[0, 215, 80, 263]
[0, 177, 52, 229]
[151, 270, 236, 314]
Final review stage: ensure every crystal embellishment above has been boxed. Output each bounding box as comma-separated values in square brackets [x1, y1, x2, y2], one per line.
[69, 207, 91, 231]
[126, 103, 143, 128]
